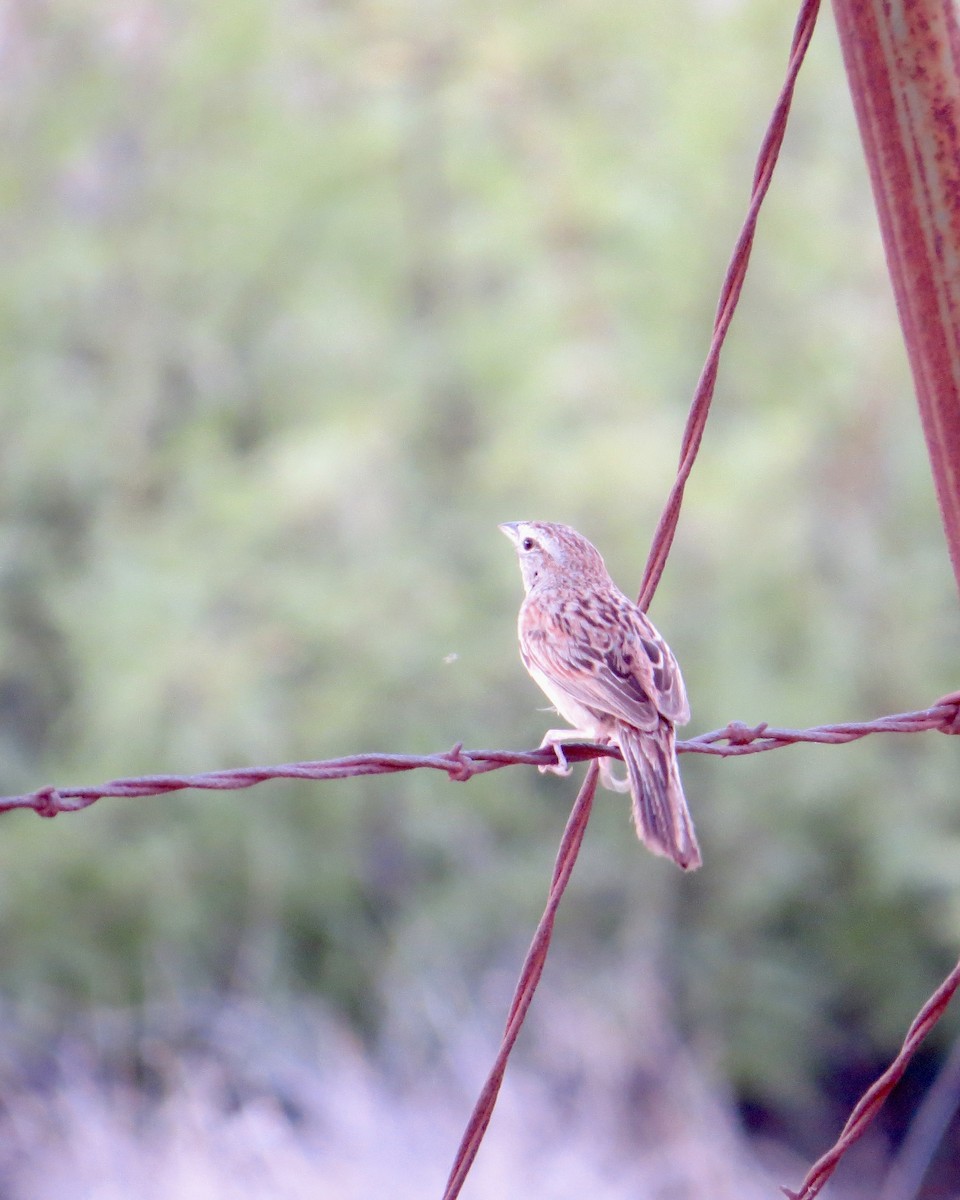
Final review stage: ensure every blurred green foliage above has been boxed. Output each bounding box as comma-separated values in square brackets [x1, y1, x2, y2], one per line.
[1, 0, 958, 1131]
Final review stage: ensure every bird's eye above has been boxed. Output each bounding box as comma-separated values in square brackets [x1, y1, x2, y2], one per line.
[521, 537, 536, 551]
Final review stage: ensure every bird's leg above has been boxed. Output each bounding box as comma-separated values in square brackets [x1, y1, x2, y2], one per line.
[599, 753, 631, 793]
[537, 728, 596, 776]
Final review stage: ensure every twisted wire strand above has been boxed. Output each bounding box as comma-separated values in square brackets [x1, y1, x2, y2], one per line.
[441, 764, 599, 1200]
[4, 695, 957, 818]
[637, 0, 823, 611]
[783, 960, 960, 1200]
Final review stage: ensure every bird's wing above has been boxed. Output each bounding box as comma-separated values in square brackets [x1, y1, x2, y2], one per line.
[624, 608, 690, 725]
[520, 596, 687, 731]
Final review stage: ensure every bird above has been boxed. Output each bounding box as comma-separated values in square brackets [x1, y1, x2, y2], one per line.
[500, 520, 701, 870]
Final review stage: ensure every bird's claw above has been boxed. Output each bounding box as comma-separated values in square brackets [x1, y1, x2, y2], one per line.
[538, 739, 572, 776]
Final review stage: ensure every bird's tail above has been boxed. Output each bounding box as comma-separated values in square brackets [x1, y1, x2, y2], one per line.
[615, 720, 701, 871]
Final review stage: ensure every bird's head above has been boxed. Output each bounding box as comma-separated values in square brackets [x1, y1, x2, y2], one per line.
[499, 520, 606, 592]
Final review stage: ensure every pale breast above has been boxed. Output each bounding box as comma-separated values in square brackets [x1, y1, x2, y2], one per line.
[522, 656, 610, 735]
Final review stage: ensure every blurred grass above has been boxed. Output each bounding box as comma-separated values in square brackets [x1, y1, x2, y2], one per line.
[0, 0, 958, 1161]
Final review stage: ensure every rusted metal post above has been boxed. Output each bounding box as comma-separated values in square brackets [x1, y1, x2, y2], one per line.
[831, 0, 960, 598]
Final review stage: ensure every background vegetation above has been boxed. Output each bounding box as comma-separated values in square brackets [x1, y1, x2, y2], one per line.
[1, 0, 958, 1193]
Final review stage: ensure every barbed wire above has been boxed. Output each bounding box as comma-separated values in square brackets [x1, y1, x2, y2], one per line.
[8, 0, 955, 1197]
[3, 694, 957, 819]
[5, 689, 957, 1200]
[440, 0, 960, 1188]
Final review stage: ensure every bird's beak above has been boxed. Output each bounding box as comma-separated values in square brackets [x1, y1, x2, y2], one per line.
[498, 522, 521, 544]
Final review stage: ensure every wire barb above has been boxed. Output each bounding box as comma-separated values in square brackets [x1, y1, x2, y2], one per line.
[32, 786, 66, 819]
[442, 742, 476, 782]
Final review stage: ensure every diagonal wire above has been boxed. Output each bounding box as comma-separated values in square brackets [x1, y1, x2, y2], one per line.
[638, 0, 823, 611]
[440, 2, 834, 1191]
[782, 960, 960, 1200]
[877, 1030, 960, 1200]
[440, 763, 599, 1200]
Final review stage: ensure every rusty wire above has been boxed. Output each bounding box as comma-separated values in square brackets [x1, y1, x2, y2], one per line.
[637, 0, 823, 611]
[441, 763, 599, 1200]
[782, 960, 960, 1200]
[6, 0, 958, 1196]
[2, 695, 958, 819]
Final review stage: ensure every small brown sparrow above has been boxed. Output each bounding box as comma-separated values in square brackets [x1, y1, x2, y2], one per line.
[501, 520, 701, 871]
